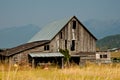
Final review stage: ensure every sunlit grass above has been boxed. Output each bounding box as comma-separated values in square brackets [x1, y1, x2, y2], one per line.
[111, 52, 120, 58]
[0, 63, 120, 80]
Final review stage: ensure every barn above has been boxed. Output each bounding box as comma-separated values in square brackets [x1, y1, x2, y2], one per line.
[0, 16, 97, 67]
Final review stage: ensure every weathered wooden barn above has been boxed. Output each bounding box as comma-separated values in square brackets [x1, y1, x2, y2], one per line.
[0, 16, 97, 67]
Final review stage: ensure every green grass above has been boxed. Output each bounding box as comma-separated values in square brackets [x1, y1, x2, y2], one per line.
[0, 63, 120, 80]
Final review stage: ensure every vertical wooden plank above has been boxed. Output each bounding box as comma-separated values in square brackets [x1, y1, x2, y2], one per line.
[80, 26, 83, 52]
[76, 22, 79, 52]
[63, 28, 65, 40]
[93, 39, 96, 52]
[83, 30, 86, 52]
[79, 57, 81, 66]
[8, 57, 12, 64]
[68, 22, 71, 40]
[87, 33, 88, 52]
[77, 21, 79, 41]
[68, 22, 71, 53]
[61, 58, 64, 69]
[79, 25, 82, 52]
[87, 33, 89, 52]
[32, 58, 35, 68]
[90, 35, 92, 52]
[65, 24, 68, 40]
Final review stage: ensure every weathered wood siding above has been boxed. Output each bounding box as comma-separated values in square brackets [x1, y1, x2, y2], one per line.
[9, 44, 50, 64]
[50, 18, 96, 55]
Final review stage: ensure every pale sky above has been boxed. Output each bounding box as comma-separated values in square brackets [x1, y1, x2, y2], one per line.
[0, 0, 120, 28]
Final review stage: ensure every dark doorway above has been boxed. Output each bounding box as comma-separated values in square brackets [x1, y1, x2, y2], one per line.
[70, 56, 80, 65]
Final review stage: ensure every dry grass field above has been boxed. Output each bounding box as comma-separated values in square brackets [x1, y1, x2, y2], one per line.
[111, 52, 120, 58]
[0, 63, 120, 80]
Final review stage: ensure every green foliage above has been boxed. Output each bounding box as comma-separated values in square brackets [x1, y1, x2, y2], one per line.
[59, 49, 71, 67]
[97, 34, 120, 50]
[59, 49, 70, 61]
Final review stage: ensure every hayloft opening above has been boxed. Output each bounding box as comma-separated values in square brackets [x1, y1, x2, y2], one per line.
[72, 21, 76, 29]
[71, 40, 75, 51]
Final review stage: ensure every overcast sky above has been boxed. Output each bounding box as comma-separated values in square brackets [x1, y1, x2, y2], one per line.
[0, 0, 120, 29]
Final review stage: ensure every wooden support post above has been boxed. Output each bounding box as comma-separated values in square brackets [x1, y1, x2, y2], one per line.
[79, 57, 81, 65]
[32, 58, 35, 68]
[8, 57, 12, 64]
[61, 58, 64, 69]
[0, 56, 2, 63]
[5, 57, 9, 64]
[0, 56, 1, 63]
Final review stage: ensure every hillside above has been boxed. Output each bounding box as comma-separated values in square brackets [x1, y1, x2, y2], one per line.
[0, 24, 40, 48]
[97, 34, 120, 50]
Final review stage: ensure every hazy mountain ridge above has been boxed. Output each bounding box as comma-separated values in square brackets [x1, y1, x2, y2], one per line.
[97, 34, 120, 50]
[0, 19, 120, 48]
[84, 19, 120, 39]
[0, 24, 40, 48]
[85, 19, 120, 50]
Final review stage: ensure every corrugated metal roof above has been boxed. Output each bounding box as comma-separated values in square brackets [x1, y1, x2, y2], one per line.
[29, 52, 64, 57]
[28, 16, 72, 43]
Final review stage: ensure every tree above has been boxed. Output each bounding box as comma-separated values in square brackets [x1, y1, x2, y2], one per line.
[59, 49, 71, 67]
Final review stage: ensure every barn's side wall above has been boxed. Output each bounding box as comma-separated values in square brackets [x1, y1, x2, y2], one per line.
[9, 44, 50, 64]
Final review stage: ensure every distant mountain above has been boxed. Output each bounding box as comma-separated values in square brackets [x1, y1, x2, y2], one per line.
[0, 24, 40, 48]
[84, 19, 120, 39]
[97, 34, 120, 50]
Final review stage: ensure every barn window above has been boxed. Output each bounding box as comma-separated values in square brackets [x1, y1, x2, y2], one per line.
[100, 54, 107, 58]
[103, 55, 107, 58]
[60, 32, 62, 39]
[100, 55, 102, 58]
[44, 45, 50, 50]
[71, 40, 75, 51]
[65, 40, 67, 49]
[72, 21, 76, 29]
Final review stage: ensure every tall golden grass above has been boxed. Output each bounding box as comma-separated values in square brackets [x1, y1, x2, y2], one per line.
[0, 62, 120, 80]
